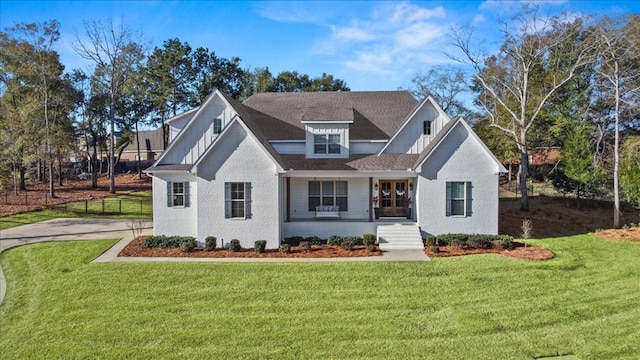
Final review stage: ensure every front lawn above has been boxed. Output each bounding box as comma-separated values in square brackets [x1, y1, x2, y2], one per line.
[1, 235, 639, 359]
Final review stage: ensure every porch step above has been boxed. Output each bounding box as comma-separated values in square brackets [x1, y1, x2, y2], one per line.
[377, 223, 424, 251]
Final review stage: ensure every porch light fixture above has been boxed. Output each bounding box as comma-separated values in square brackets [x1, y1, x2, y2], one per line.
[409, 183, 413, 191]
[374, 182, 378, 190]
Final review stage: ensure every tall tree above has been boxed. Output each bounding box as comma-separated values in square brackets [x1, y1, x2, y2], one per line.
[593, 15, 640, 227]
[620, 136, 640, 205]
[74, 17, 142, 194]
[452, 6, 595, 211]
[404, 65, 470, 119]
[0, 20, 64, 197]
[192, 47, 247, 103]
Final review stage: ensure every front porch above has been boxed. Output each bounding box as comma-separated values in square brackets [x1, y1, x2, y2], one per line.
[282, 218, 417, 239]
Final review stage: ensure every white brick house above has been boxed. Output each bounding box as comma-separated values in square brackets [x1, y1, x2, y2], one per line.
[145, 90, 506, 249]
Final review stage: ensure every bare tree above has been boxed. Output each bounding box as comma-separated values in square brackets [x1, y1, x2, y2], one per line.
[73, 17, 141, 194]
[593, 16, 640, 227]
[450, 7, 596, 211]
[403, 65, 471, 119]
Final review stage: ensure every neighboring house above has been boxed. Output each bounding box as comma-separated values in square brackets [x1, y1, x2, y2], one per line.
[145, 90, 506, 250]
[120, 128, 165, 161]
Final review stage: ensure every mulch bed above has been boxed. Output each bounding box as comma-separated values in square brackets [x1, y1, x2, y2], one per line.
[425, 242, 555, 261]
[595, 227, 640, 242]
[119, 236, 382, 258]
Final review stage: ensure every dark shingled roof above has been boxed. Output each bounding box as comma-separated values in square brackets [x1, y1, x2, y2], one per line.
[347, 154, 420, 170]
[145, 164, 192, 172]
[242, 91, 418, 139]
[123, 128, 164, 153]
[280, 154, 370, 171]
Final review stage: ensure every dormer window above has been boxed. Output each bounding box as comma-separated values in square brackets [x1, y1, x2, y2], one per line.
[213, 118, 222, 134]
[314, 134, 341, 154]
[423, 121, 432, 136]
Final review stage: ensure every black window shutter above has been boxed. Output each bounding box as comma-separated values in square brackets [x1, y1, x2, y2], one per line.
[167, 182, 173, 207]
[466, 182, 472, 217]
[224, 182, 231, 218]
[184, 182, 190, 207]
[445, 182, 452, 216]
[245, 182, 252, 219]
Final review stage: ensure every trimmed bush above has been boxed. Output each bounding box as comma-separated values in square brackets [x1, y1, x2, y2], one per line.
[367, 244, 377, 252]
[254, 240, 267, 253]
[467, 237, 493, 249]
[424, 237, 436, 246]
[501, 237, 514, 250]
[229, 239, 242, 252]
[144, 235, 195, 249]
[345, 236, 363, 245]
[451, 239, 465, 248]
[341, 241, 354, 251]
[363, 233, 376, 246]
[204, 236, 217, 251]
[305, 236, 323, 245]
[299, 241, 312, 252]
[283, 236, 304, 246]
[279, 244, 291, 253]
[430, 245, 440, 253]
[327, 235, 343, 246]
[179, 238, 196, 253]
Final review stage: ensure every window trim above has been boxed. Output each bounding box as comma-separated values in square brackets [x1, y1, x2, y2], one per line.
[213, 118, 223, 134]
[225, 182, 252, 219]
[423, 121, 432, 136]
[308, 180, 348, 211]
[446, 181, 472, 217]
[167, 181, 190, 208]
[313, 133, 341, 154]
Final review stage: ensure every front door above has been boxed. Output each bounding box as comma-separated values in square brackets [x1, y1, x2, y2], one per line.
[379, 180, 407, 217]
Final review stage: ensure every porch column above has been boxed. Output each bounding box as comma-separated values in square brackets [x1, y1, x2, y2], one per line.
[368, 177, 373, 222]
[286, 177, 291, 222]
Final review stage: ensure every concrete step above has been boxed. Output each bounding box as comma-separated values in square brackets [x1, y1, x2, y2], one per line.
[377, 223, 424, 251]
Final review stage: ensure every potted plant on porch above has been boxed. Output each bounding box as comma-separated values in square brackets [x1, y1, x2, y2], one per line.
[405, 196, 412, 219]
[372, 195, 379, 219]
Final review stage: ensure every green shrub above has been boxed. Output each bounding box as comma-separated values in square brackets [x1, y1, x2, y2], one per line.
[254, 240, 267, 253]
[327, 235, 343, 246]
[500, 237, 514, 250]
[179, 238, 196, 253]
[283, 236, 304, 246]
[367, 244, 377, 252]
[424, 237, 436, 246]
[363, 233, 376, 246]
[144, 235, 195, 249]
[305, 236, 323, 245]
[204, 236, 217, 251]
[430, 245, 440, 253]
[467, 237, 493, 249]
[229, 239, 242, 252]
[451, 239, 464, 248]
[279, 244, 291, 253]
[345, 236, 363, 245]
[341, 241, 354, 251]
[299, 241, 312, 252]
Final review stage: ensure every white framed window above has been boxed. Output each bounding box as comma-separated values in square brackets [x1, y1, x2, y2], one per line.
[167, 182, 190, 207]
[313, 134, 341, 154]
[308, 181, 347, 211]
[213, 118, 223, 134]
[225, 182, 251, 219]
[423, 121, 432, 136]
[446, 182, 472, 217]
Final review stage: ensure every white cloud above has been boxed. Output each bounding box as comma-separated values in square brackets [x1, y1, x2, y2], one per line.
[309, 2, 452, 78]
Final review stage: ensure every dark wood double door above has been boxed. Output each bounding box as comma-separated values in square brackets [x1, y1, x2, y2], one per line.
[379, 180, 408, 217]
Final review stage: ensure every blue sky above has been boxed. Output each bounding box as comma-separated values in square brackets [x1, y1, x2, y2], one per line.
[1, 0, 639, 91]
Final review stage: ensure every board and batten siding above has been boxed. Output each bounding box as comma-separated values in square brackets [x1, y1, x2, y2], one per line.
[195, 121, 281, 249]
[288, 177, 370, 220]
[416, 123, 500, 237]
[152, 174, 198, 238]
[160, 96, 236, 165]
[384, 101, 449, 154]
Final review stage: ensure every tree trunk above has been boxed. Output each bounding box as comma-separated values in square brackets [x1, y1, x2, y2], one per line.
[518, 130, 529, 211]
[109, 93, 115, 194]
[91, 137, 98, 188]
[613, 71, 621, 228]
[135, 121, 142, 178]
[57, 150, 63, 186]
[19, 166, 26, 191]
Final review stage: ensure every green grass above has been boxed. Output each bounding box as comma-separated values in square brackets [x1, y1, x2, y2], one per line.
[0, 190, 152, 230]
[1, 235, 639, 359]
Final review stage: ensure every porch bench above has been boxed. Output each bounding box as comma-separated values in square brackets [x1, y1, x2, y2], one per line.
[315, 205, 340, 219]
